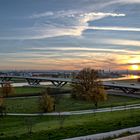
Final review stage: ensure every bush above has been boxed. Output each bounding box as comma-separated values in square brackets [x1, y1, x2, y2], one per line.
[39, 89, 55, 112]
[0, 97, 6, 117]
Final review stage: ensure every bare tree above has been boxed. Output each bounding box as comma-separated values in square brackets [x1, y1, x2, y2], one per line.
[71, 68, 107, 108]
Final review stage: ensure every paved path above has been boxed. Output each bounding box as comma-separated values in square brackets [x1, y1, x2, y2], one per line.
[115, 133, 140, 140]
[64, 126, 140, 140]
[6, 104, 140, 116]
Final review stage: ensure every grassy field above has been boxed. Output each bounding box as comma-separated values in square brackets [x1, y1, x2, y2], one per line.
[0, 86, 72, 97]
[0, 109, 140, 140]
[4, 95, 140, 113]
[0, 86, 45, 97]
[13, 87, 44, 95]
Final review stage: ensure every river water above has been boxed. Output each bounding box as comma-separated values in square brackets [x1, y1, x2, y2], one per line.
[102, 74, 140, 81]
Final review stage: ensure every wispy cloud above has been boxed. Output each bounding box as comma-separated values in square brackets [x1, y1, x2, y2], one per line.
[25, 46, 140, 56]
[105, 39, 140, 47]
[0, 11, 125, 40]
[112, 0, 140, 4]
[29, 10, 125, 19]
[87, 26, 140, 32]
[30, 11, 54, 19]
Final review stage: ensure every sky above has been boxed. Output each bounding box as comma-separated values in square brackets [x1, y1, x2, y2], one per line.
[0, 0, 140, 71]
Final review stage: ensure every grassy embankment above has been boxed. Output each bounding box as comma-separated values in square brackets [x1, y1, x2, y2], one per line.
[0, 85, 71, 97]
[0, 86, 45, 97]
[0, 109, 140, 140]
[4, 95, 140, 113]
[0, 83, 139, 113]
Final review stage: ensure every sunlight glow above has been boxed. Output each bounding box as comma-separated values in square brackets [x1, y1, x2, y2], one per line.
[130, 75, 139, 79]
[130, 65, 140, 70]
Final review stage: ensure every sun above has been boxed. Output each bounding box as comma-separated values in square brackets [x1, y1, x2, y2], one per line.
[131, 65, 139, 70]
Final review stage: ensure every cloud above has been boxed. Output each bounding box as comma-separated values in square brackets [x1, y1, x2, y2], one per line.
[0, 11, 125, 40]
[110, 0, 140, 4]
[87, 26, 140, 32]
[30, 10, 125, 19]
[25, 46, 140, 56]
[29, 10, 77, 19]
[105, 39, 140, 47]
[30, 11, 54, 19]
[96, 0, 140, 8]
[1, 0, 140, 70]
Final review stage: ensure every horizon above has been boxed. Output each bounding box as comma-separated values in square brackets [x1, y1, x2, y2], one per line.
[0, 69, 140, 74]
[0, 0, 140, 71]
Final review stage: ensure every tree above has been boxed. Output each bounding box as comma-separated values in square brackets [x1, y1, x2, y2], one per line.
[71, 68, 107, 108]
[0, 97, 6, 117]
[39, 88, 55, 112]
[1, 82, 14, 97]
[24, 117, 36, 135]
[53, 94, 66, 128]
[0, 97, 3, 105]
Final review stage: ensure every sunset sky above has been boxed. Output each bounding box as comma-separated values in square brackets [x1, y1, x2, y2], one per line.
[0, 0, 140, 70]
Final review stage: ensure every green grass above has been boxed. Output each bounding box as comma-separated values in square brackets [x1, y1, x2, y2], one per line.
[0, 86, 45, 97]
[5, 97, 39, 113]
[13, 87, 44, 95]
[0, 86, 72, 97]
[4, 95, 140, 113]
[0, 109, 140, 140]
[55, 95, 140, 111]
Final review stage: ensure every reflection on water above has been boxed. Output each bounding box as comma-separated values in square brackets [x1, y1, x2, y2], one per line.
[129, 75, 139, 79]
[0, 82, 52, 87]
[11, 82, 52, 87]
[101, 74, 140, 81]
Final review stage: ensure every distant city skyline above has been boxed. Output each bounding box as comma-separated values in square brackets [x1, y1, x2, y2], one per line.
[0, 0, 140, 70]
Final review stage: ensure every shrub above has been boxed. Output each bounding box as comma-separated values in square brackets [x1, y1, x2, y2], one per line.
[39, 89, 55, 112]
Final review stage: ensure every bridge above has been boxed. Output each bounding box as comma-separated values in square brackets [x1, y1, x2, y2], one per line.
[103, 82, 140, 94]
[0, 75, 73, 87]
[0, 75, 140, 94]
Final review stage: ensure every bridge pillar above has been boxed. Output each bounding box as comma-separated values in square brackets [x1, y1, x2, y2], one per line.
[26, 79, 41, 86]
[0, 77, 12, 82]
[120, 87, 137, 94]
[51, 81, 67, 87]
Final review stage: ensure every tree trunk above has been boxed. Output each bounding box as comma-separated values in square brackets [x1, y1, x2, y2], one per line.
[95, 102, 98, 109]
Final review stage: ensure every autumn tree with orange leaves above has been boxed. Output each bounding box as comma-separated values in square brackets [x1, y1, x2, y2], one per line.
[1, 82, 14, 97]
